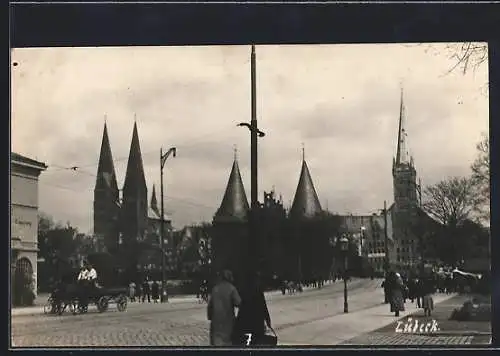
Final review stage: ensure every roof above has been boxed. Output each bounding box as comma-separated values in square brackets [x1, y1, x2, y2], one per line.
[123, 122, 147, 196]
[95, 123, 119, 192]
[147, 206, 171, 222]
[214, 158, 249, 223]
[290, 160, 322, 219]
[11, 152, 47, 170]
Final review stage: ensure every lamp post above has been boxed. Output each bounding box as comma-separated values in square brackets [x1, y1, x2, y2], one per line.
[160, 147, 176, 303]
[382, 201, 390, 274]
[339, 235, 349, 313]
[237, 44, 265, 277]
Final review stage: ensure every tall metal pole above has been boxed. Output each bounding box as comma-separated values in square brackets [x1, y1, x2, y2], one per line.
[343, 254, 348, 313]
[160, 148, 166, 303]
[383, 200, 389, 273]
[159, 147, 176, 302]
[249, 44, 259, 275]
[251, 45, 258, 210]
[238, 45, 265, 281]
[418, 179, 425, 275]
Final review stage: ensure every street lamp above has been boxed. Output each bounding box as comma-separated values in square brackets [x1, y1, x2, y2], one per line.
[160, 147, 176, 303]
[339, 235, 349, 313]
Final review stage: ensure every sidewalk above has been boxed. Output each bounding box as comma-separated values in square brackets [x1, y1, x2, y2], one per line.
[277, 292, 457, 345]
[339, 294, 491, 346]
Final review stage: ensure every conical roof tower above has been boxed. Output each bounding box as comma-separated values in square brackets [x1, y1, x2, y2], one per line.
[94, 122, 119, 194]
[290, 147, 322, 219]
[121, 121, 148, 243]
[93, 121, 120, 252]
[150, 184, 159, 215]
[123, 121, 147, 196]
[214, 154, 250, 223]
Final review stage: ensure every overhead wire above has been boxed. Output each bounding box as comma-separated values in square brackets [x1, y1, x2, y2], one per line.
[38, 181, 218, 211]
[43, 122, 241, 174]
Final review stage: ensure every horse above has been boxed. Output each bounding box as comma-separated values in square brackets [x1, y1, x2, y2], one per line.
[50, 282, 80, 315]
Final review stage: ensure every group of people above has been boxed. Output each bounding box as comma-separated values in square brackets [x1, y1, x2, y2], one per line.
[76, 263, 99, 310]
[382, 271, 435, 317]
[128, 279, 163, 303]
[207, 270, 273, 346]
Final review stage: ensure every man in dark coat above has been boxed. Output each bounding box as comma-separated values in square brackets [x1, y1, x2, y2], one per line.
[207, 270, 241, 346]
[233, 272, 272, 346]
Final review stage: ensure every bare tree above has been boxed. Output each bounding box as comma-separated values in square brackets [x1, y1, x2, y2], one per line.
[443, 42, 488, 76]
[471, 133, 490, 224]
[422, 176, 477, 228]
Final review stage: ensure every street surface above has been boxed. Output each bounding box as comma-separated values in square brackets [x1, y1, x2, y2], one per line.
[12, 279, 380, 347]
[11, 279, 488, 347]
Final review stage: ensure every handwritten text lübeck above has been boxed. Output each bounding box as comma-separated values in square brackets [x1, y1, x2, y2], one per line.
[395, 318, 440, 333]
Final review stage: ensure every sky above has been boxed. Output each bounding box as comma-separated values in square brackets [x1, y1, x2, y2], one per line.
[11, 43, 489, 233]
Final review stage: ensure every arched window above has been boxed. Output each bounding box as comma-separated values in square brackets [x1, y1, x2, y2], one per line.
[15, 258, 33, 283]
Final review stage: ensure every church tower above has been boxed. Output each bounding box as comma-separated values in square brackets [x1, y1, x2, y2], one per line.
[121, 122, 148, 244]
[392, 88, 418, 213]
[93, 122, 120, 253]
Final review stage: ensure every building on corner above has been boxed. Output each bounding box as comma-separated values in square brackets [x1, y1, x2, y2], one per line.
[11, 152, 47, 302]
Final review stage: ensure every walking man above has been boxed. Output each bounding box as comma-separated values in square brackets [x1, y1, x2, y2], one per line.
[207, 270, 241, 346]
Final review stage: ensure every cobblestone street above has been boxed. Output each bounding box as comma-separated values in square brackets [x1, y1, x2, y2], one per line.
[11, 280, 489, 347]
[11, 279, 380, 347]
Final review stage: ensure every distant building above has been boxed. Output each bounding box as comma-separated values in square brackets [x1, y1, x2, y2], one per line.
[338, 213, 395, 274]
[11, 152, 47, 298]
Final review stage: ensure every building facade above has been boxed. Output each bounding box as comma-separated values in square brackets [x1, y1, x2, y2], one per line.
[338, 213, 395, 274]
[11, 152, 47, 300]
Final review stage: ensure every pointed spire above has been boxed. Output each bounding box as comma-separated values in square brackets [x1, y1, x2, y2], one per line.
[233, 144, 238, 160]
[395, 86, 410, 165]
[290, 156, 322, 220]
[214, 155, 250, 223]
[151, 184, 159, 214]
[302, 142, 305, 161]
[95, 122, 119, 193]
[123, 121, 147, 195]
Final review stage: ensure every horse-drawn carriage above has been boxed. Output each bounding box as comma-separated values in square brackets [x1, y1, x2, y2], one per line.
[44, 282, 128, 315]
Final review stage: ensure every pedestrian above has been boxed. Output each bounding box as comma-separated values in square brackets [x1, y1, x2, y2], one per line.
[390, 272, 406, 317]
[422, 276, 435, 316]
[151, 281, 160, 303]
[142, 278, 151, 303]
[129, 282, 136, 302]
[381, 273, 391, 304]
[136, 282, 143, 303]
[207, 270, 241, 346]
[233, 272, 272, 346]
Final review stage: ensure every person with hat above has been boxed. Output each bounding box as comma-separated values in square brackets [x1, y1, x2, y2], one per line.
[207, 269, 241, 346]
[390, 272, 406, 317]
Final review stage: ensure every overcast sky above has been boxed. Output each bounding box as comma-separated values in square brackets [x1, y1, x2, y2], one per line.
[11, 43, 488, 233]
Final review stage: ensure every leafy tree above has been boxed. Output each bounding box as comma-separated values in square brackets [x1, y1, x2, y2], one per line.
[422, 177, 479, 265]
[423, 176, 477, 228]
[471, 133, 490, 225]
[37, 213, 80, 289]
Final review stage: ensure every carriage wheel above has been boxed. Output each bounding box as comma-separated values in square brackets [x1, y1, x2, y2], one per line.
[97, 297, 109, 313]
[117, 295, 127, 312]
